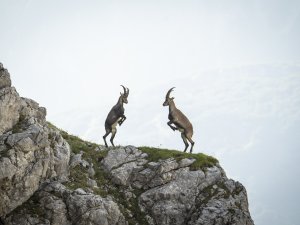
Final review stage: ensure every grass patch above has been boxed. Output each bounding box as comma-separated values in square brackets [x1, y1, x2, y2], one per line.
[65, 165, 89, 190]
[138, 146, 218, 170]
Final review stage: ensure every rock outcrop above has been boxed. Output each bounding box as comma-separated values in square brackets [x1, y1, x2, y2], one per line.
[102, 146, 254, 225]
[0, 64, 70, 217]
[0, 63, 254, 225]
[4, 182, 126, 225]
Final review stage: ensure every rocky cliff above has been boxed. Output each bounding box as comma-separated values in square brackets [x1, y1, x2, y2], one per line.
[0, 63, 254, 225]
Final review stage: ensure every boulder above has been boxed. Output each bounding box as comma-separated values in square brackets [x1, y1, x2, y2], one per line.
[4, 182, 126, 225]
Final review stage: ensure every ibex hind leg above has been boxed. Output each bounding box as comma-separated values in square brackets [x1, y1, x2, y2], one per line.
[181, 133, 189, 153]
[186, 135, 195, 153]
[103, 128, 111, 147]
[110, 128, 117, 147]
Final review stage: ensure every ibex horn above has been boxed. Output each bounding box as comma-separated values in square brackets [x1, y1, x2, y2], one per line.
[166, 87, 175, 99]
[121, 85, 127, 95]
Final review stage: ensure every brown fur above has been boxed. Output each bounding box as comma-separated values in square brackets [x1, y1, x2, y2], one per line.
[163, 88, 195, 153]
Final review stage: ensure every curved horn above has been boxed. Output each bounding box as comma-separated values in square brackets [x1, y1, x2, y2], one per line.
[126, 87, 129, 96]
[120, 85, 126, 94]
[166, 87, 175, 99]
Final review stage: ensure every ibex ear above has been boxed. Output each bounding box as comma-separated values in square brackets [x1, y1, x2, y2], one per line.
[120, 92, 122, 96]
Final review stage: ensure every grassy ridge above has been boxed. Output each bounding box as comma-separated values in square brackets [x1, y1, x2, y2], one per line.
[139, 146, 218, 170]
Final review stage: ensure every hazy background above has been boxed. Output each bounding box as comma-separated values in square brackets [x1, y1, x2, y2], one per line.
[1, 1, 300, 224]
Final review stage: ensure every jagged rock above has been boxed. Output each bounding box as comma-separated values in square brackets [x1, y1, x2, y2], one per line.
[0, 64, 70, 217]
[0, 63, 11, 89]
[48, 129, 70, 181]
[0, 86, 21, 134]
[69, 151, 84, 168]
[179, 158, 196, 167]
[101, 147, 254, 225]
[101, 146, 148, 186]
[4, 182, 126, 225]
[186, 179, 253, 225]
[102, 145, 148, 171]
[70, 151, 90, 169]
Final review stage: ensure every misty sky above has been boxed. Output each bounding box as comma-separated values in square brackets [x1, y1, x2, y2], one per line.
[1, 1, 300, 225]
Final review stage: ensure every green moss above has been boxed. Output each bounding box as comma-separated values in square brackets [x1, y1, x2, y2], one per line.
[138, 146, 218, 170]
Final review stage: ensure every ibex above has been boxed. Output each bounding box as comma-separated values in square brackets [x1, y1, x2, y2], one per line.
[163, 87, 195, 153]
[103, 85, 129, 147]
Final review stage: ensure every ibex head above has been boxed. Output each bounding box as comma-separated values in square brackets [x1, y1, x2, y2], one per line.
[163, 87, 175, 106]
[120, 85, 129, 104]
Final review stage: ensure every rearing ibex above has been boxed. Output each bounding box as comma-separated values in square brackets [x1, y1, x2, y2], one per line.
[103, 85, 129, 147]
[163, 87, 195, 153]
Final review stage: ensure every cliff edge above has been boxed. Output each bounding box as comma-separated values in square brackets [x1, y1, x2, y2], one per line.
[0, 63, 254, 225]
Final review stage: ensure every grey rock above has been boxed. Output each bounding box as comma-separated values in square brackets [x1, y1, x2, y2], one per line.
[0, 123, 70, 217]
[102, 145, 147, 172]
[102, 146, 148, 186]
[124, 190, 136, 201]
[87, 178, 98, 188]
[101, 147, 254, 225]
[4, 182, 126, 225]
[0, 87, 21, 134]
[0, 64, 70, 217]
[74, 188, 87, 195]
[179, 158, 196, 167]
[88, 163, 96, 177]
[69, 151, 90, 169]
[48, 129, 70, 181]
[0, 63, 11, 89]
[187, 179, 254, 225]
[69, 151, 83, 168]
[94, 145, 106, 151]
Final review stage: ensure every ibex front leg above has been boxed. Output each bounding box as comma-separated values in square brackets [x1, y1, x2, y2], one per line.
[118, 115, 126, 126]
[167, 121, 178, 131]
